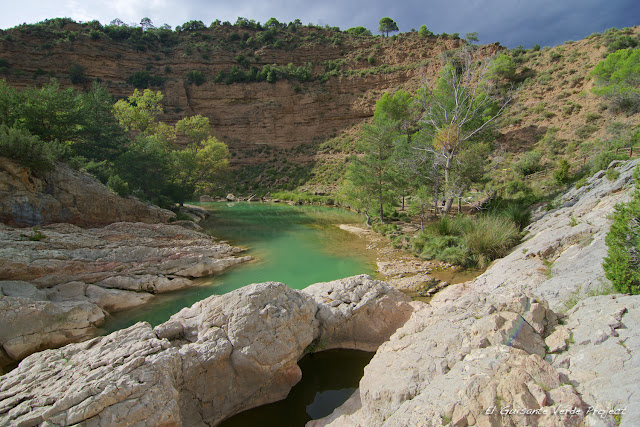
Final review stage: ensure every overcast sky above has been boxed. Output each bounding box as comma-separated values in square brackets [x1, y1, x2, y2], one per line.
[1, 0, 638, 48]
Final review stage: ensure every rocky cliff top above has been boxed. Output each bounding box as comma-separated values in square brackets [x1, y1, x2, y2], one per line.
[0, 157, 176, 227]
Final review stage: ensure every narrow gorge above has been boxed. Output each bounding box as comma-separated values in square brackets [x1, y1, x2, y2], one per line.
[1, 16, 639, 427]
[1, 155, 639, 426]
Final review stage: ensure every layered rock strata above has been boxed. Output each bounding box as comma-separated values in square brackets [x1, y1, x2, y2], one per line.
[0, 275, 415, 426]
[0, 221, 251, 371]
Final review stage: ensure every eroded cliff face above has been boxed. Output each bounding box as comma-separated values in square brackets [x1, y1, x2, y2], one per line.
[0, 24, 499, 151]
[0, 157, 174, 227]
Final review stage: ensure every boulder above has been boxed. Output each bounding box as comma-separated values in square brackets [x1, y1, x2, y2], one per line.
[305, 275, 416, 351]
[0, 292, 105, 363]
[85, 285, 154, 312]
[0, 276, 416, 426]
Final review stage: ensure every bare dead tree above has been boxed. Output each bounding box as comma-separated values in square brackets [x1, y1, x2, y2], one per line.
[414, 50, 514, 213]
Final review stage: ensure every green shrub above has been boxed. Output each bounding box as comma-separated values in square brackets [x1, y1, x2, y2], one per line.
[437, 244, 470, 265]
[372, 222, 401, 236]
[605, 168, 620, 181]
[549, 51, 563, 62]
[554, 159, 571, 184]
[514, 150, 542, 176]
[419, 235, 464, 260]
[585, 112, 601, 123]
[0, 124, 67, 171]
[575, 176, 588, 189]
[411, 213, 520, 267]
[591, 49, 640, 113]
[575, 124, 599, 139]
[69, 63, 86, 84]
[490, 200, 532, 230]
[29, 226, 46, 241]
[186, 70, 206, 85]
[107, 174, 131, 196]
[603, 167, 640, 294]
[418, 25, 433, 38]
[127, 71, 165, 88]
[589, 151, 627, 173]
[423, 215, 473, 237]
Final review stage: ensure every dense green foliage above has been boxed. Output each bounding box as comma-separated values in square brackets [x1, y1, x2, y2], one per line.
[603, 167, 640, 294]
[334, 52, 522, 266]
[186, 70, 206, 86]
[591, 49, 640, 113]
[0, 124, 67, 171]
[0, 79, 229, 207]
[378, 18, 399, 37]
[343, 116, 400, 223]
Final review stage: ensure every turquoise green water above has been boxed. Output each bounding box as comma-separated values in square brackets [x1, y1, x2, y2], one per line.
[103, 202, 375, 333]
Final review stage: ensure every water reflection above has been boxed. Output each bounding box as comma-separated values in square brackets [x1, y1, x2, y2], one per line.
[220, 350, 374, 427]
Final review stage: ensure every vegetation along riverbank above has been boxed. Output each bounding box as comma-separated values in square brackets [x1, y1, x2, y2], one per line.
[0, 14, 639, 425]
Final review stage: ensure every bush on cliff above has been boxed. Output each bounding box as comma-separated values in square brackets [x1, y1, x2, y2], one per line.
[0, 124, 67, 171]
[603, 167, 640, 294]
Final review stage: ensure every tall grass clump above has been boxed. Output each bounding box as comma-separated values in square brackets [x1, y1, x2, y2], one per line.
[484, 197, 533, 231]
[411, 213, 521, 268]
[463, 215, 520, 267]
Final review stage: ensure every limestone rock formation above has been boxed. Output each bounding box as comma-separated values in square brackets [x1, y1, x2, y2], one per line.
[0, 281, 105, 365]
[550, 294, 640, 425]
[0, 275, 415, 426]
[305, 275, 416, 351]
[311, 160, 640, 427]
[468, 159, 640, 311]
[0, 157, 175, 227]
[0, 221, 251, 370]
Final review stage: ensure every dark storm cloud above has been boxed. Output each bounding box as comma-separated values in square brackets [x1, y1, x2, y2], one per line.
[1, 0, 638, 48]
[179, 0, 638, 47]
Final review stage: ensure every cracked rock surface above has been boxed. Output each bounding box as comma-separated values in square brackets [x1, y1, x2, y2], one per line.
[0, 221, 251, 371]
[0, 275, 414, 426]
[310, 160, 640, 427]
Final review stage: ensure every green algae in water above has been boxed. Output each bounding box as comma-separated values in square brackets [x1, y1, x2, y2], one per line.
[103, 203, 375, 333]
[220, 349, 374, 427]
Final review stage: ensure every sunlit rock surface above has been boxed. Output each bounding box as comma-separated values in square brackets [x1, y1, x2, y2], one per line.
[0, 221, 251, 370]
[0, 275, 414, 426]
[312, 160, 640, 427]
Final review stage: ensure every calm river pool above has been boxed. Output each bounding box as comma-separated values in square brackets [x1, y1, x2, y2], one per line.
[103, 202, 375, 332]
